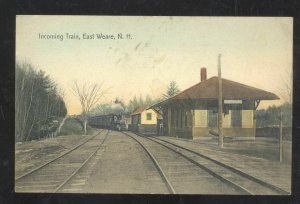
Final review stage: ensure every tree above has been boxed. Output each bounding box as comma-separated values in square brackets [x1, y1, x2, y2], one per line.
[71, 81, 107, 134]
[256, 103, 292, 128]
[89, 98, 125, 116]
[15, 61, 67, 141]
[124, 94, 162, 114]
[162, 81, 180, 99]
[126, 95, 139, 113]
[90, 103, 112, 115]
[145, 94, 153, 106]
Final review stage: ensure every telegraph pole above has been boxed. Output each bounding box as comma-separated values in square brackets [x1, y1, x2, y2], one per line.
[218, 54, 223, 148]
[279, 109, 283, 162]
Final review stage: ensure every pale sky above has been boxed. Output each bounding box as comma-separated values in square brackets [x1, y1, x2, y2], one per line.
[16, 16, 293, 115]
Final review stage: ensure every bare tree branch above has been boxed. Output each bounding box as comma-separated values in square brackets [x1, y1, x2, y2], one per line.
[71, 80, 108, 134]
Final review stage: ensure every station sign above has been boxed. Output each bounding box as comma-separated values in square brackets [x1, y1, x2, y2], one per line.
[224, 100, 242, 104]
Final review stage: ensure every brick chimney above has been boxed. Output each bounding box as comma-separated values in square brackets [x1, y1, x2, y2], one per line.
[201, 67, 207, 81]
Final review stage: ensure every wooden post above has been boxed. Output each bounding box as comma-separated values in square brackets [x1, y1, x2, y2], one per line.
[218, 54, 223, 148]
[253, 100, 260, 141]
[279, 109, 283, 162]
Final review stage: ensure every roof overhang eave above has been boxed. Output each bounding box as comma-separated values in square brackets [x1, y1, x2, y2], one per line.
[148, 95, 279, 110]
[147, 99, 171, 110]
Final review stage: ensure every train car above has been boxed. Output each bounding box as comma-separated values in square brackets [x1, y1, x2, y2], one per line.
[88, 114, 127, 131]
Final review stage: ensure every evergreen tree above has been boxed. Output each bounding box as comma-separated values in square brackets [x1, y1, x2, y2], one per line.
[162, 81, 180, 99]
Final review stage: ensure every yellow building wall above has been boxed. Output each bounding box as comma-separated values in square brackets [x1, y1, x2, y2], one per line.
[223, 111, 231, 128]
[141, 109, 157, 124]
[242, 110, 253, 128]
[193, 110, 231, 128]
[194, 110, 207, 127]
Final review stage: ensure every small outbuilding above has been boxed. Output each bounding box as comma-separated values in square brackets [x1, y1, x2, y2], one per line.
[129, 107, 162, 135]
[151, 68, 279, 139]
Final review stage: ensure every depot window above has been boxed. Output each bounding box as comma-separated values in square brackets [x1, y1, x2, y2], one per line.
[208, 109, 218, 127]
[147, 113, 152, 120]
[231, 110, 242, 127]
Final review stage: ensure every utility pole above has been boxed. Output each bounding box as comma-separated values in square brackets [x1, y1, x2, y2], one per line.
[279, 109, 283, 162]
[218, 54, 223, 148]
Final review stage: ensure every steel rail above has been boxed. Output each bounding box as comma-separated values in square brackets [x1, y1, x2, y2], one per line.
[122, 132, 176, 194]
[150, 136, 290, 195]
[54, 130, 110, 192]
[160, 136, 269, 162]
[16, 129, 104, 181]
[130, 133, 252, 194]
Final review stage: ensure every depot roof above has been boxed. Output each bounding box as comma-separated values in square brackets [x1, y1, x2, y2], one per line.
[131, 107, 147, 116]
[152, 76, 279, 107]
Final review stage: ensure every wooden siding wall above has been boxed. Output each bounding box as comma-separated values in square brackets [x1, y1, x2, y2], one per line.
[170, 107, 192, 128]
[131, 114, 139, 125]
[129, 124, 157, 135]
[163, 99, 256, 139]
[138, 124, 157, 135]
[167, 106, 193, 138]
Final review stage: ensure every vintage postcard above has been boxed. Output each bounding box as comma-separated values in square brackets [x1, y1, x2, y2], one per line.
[15, 16, 292, 194]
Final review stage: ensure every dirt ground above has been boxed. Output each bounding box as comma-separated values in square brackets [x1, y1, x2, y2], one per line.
[191, 137, 292, 163]
[159, 136, 292, 193]
[15, 133, 96, 178]
[82, 131, 170, 193]
[15, 130, 292, 194]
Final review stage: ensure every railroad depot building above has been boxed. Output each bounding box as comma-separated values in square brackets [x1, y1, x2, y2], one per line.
[129, 107, 162, 135]
[151, 68, 279, 139]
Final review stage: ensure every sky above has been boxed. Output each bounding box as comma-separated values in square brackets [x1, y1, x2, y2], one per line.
[16, 16, 293, 115]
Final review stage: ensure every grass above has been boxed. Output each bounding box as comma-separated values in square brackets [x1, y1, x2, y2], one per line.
[59, 117, 96, 136]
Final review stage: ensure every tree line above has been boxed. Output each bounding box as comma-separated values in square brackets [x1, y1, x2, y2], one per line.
[89, 95, 161, 116]
[15, 61, 67, 142]
[89, 81, 181, 116]
[256, 102, 292, 127]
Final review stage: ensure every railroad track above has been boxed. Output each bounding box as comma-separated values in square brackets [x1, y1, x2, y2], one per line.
[151, 136, 290, 195]
[161, 136, 269, 162]
[128, 132, 289, 195]
[123, 132, 244, 194]
[15, 129, 110, 193]
[123, 134, 289, 195]
[122, 132, 176, 194]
